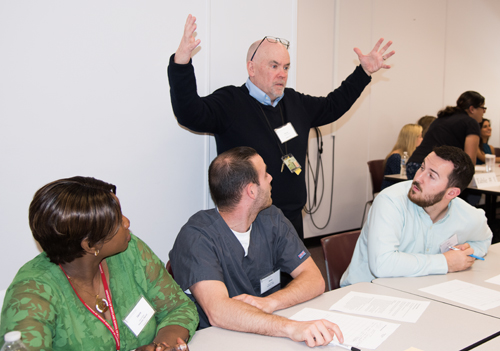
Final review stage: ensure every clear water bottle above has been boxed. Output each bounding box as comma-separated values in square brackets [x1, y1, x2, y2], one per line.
[1, 331, 29, 351]
[400, 151, 408, 176]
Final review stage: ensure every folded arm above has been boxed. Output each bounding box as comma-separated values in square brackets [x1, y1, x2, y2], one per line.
[190, 280, 342, 347]
[463, 215, 492, 258]
[232, 257, 324, 313]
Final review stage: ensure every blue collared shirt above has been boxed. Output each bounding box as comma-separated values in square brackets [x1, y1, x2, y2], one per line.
[245, 78, 284, 107]
[340, 181, 492, 287]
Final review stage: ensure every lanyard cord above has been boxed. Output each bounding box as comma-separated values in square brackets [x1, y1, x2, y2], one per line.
[60, 263, 121, 351]
[255, 102, 288, 157]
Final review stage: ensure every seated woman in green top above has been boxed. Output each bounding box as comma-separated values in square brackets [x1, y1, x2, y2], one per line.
[0, 177, 198, 351]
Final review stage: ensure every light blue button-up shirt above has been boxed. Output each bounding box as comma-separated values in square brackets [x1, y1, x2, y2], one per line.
[340, 181, 492, 287]
[245, 78, 284, 107]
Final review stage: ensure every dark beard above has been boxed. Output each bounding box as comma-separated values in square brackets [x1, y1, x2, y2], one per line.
[408, 183, 447, 208]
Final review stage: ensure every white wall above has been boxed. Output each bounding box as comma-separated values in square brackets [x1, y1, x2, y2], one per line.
[0, 0, 202, 288]
[298, 0, 500, 237]
[1, 0, 500, 287]
[0, 0, 296, 289]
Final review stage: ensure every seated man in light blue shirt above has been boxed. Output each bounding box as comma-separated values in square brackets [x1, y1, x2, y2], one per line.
[341, 145, 492, 287]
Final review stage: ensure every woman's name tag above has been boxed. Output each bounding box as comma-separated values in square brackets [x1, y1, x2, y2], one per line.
[123, 296, 155, 337]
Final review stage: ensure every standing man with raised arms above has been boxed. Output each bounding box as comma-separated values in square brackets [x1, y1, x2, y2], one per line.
[168, 14, 395, 238]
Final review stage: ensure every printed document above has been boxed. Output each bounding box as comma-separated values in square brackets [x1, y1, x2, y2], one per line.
[329, 291, 429, 323]
[419, 279, 500, 311]
[485, 274, 500, 286]
[290, 307, 399, 349]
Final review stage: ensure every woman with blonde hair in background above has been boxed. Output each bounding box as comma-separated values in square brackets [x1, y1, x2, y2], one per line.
[381, 124, 423, 190]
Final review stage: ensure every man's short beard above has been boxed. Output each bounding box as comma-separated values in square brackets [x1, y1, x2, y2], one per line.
[408, 184, 447, 208]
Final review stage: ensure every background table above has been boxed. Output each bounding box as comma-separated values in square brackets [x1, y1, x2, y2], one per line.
[188, 282, 500, 351]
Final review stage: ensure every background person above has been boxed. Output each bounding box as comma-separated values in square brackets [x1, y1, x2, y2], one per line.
[381, 123, 423, 190]
[167, 14, 394, 239]
[417, 115, 436, 138]
[0, 177, 198, 351]
[170, 147, 343, 347]
[406, 91, 485, 179]
[477, 118, 500, 164]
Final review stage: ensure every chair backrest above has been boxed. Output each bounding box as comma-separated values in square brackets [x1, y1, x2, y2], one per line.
[166, 260, 174, 279]
[495, 148, 500, 158]
[320, 230, 361, 291]
[367, 159, 385, 197]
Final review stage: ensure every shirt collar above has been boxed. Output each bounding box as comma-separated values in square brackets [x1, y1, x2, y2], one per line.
[415, 197, 453, 224]
[245, 78, 284, 107]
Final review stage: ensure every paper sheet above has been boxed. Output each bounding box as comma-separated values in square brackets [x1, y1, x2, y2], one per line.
[290, 307, 399, 349]
[485, 274, 500, 286]
[419, 279, 500, 310]
[329, 291, 429, 323]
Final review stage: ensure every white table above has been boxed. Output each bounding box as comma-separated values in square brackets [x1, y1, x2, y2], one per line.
[373, 244, 500, 319]
[470, 335, 500, 350]
[188, 282, 500, 351]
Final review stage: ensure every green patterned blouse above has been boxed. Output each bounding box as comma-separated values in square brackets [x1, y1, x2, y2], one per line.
[0, 234, 198, 350]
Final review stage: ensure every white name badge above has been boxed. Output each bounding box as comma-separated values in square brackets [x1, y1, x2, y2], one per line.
[471, 172, 500, 189]
[274, 123, 298, 144]
[123, 296, 156, 337]
[440, 234, 458, 254]
[260, 269, 280, 295]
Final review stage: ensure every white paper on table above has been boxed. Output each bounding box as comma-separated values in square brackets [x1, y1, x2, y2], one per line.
[419, 279, 500, 311]
[290, 307, 399, 350]
[329, 291, 430, 323]
[485, 274, 500, 286]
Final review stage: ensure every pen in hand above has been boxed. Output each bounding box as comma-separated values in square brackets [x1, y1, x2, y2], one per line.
[448, 246, 485, 261]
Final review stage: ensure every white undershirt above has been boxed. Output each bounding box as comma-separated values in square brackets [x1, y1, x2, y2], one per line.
[231, 224, 252, 257]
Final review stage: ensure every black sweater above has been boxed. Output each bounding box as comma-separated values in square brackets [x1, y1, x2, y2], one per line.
[168, 54, 371, 215]
[409, 111, 480, 165]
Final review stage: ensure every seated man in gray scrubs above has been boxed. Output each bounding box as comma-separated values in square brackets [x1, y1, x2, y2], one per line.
[170, 146, 342, 347]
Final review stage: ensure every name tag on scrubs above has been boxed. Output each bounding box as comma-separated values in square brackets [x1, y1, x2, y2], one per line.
[274, 123, 298, 143]
[260, 269, 280, 294]
[123, 296, 155, 337]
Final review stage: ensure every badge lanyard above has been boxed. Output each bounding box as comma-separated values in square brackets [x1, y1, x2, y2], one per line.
[60, 263, 121, 351]
[256, 103, 287, 156]
[256, 103, 302, 175]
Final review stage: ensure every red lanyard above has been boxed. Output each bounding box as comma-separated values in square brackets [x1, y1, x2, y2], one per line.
[60, 263, 120, 351]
